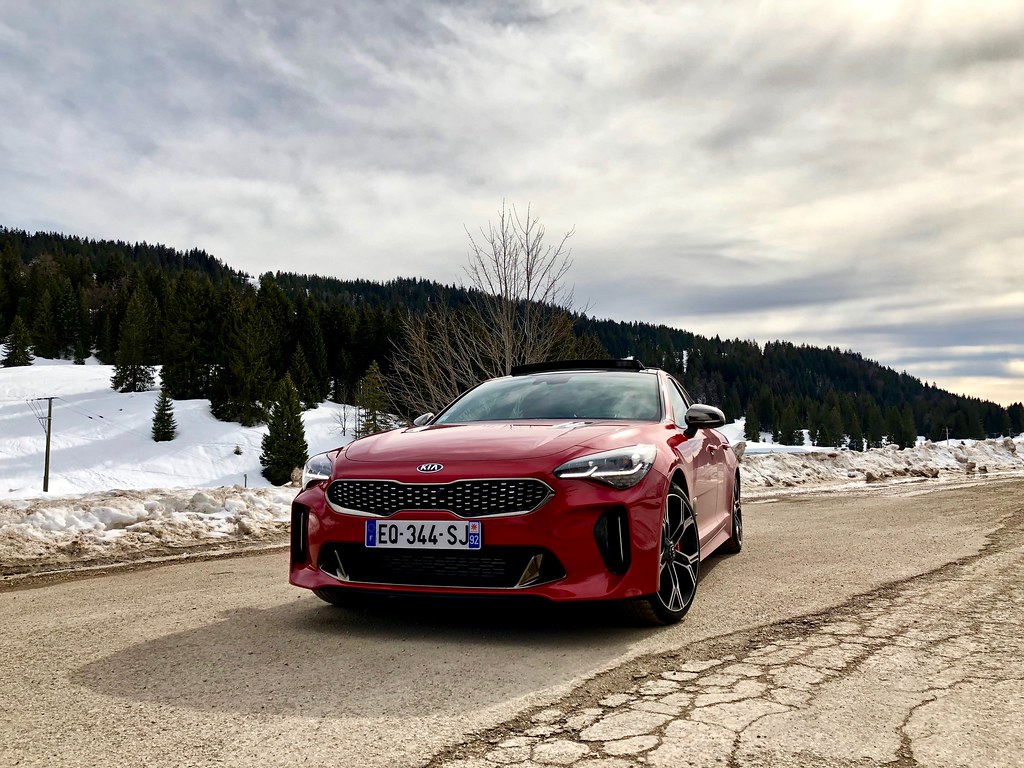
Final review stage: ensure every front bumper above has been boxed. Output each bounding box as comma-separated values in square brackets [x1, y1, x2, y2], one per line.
[289, 472, 668, 602]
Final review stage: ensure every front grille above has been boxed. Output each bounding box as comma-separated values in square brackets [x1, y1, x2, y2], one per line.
[326, 478, 552, 518]
[318, 543, 565, 589]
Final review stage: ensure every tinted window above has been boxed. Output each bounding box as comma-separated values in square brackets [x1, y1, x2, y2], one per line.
[434, 372, 662, 423]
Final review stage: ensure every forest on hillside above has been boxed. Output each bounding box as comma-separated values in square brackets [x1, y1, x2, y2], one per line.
[2, 227, 1021, 446]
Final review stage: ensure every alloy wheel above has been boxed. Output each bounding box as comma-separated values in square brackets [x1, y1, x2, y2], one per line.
[655, 490, 700, 613]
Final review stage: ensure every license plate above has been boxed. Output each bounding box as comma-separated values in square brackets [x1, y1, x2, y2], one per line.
[365, 520, 482, 550]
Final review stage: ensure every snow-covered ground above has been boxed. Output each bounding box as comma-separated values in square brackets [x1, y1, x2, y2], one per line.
[0, 357, 358, 574]
[2, 359, 1022, 576]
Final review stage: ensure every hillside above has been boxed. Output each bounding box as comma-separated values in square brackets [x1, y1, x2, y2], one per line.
[2, 227, 1021, 442]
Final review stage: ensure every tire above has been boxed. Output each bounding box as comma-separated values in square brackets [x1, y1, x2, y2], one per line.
[720, 473, 743, 554]
[627, 482, 700, 625]
[313, 587, 370, 609]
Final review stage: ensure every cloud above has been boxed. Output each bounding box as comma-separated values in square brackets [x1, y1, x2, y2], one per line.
[0, 0, 1022, 404]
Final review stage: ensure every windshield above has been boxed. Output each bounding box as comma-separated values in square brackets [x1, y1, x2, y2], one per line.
[433, 371, 662, 423]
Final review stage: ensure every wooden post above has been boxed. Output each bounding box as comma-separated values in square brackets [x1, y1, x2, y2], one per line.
[43, 397, 53, 492]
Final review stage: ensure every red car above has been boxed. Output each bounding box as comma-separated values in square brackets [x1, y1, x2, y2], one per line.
[290, 360, 742, 624]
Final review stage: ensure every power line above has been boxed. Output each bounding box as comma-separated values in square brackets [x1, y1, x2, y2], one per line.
[53, 397, 154, 441]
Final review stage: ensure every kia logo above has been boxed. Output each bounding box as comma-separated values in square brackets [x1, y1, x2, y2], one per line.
[417, 463, 444, 473]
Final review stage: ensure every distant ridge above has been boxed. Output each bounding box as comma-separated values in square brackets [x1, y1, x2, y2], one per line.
[2, 226, 1021, 441]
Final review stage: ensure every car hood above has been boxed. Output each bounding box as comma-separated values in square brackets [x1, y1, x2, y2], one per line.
[342, 422, 651, 463]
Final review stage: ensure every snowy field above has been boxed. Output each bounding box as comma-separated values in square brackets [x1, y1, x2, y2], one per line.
[2, 359, 1022, 576]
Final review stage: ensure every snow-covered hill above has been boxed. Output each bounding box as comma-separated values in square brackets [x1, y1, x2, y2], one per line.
[2, 360, 1022, 576]
[0, 357, 355, 498]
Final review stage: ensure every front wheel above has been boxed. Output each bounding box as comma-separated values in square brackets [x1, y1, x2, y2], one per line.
[627, 482, 700, 625]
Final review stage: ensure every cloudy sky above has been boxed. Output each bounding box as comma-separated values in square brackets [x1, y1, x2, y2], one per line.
[2, 1, 1022, 405]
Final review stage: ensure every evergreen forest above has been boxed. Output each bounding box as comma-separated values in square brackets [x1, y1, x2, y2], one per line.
[2, 226, 1021, 447]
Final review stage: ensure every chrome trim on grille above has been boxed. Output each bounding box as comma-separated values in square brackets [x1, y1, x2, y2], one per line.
[325, 477, 554, 519]
[515, 554, 544, 588]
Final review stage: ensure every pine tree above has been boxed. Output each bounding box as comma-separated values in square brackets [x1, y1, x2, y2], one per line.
[863, 399, 886, 449]
[209, 287, 274, 426]
[31, 289, 57, 359]
[256, 277, 296, 380]
[162, 272, 215, 400]
[151, 389, 177, 442]
[847, 415, 865, 451]
[355, 361, 391, 438]
[289, 346, 318, 410]
[1008, 402, 1024, 437]
[815, 406, 845, 448]
[260, 375, 308, 485]
[754, 387, 775, 435]
[295, 295, 330, 403]
[111, 288, 156, 392]
[778, 401, 802, 446]
[2, 315, 34, 367]
[743, 409, 760, 442]
[900, 405, 917, 448]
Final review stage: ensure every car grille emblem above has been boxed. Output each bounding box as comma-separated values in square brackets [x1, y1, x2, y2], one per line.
[417, 463, 444, 473]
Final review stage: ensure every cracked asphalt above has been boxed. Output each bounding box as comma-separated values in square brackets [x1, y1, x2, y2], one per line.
[431, 493, 1024, 768]
[1, 477, 1022, 768]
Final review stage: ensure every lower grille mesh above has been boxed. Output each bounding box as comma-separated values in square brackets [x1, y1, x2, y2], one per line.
[318, 543, 565, 589]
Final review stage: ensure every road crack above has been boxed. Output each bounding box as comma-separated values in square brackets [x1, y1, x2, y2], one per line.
[427, 507, 1024, 768]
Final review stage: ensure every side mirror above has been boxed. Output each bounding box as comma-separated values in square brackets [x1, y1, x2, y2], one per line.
[412, 412, 435, 427]
[683, 404, 726, 437]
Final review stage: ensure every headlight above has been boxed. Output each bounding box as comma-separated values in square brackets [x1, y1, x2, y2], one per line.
[301, 452, 333, 489]
[553, 444, 657, 489]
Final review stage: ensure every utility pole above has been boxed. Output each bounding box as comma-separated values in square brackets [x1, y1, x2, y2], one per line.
[32, 397, 55, 492]
[945, 426, 950, 445]
[43, 396, 52, 492]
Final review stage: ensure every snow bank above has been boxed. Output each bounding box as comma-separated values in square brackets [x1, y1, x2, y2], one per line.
[0, 486, 296, 575]
[739, 437, 1024, 492]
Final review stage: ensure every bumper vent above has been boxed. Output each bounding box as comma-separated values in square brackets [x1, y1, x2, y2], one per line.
[318, 543, 565, 589]
[291, 503, 310, 565]
[326, 478, 552, 518]
[594, 507, 631, 575]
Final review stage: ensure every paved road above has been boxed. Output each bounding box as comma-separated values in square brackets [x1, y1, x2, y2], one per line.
[1, 478, 1020, 768]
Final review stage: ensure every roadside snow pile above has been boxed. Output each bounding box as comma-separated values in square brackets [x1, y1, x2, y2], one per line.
[0, 486, 296, 575]
[740, 437, 1024, 490]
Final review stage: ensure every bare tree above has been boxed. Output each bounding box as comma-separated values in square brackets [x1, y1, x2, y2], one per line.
[391, 202, 594, 416]
[333, 404, 350, 436]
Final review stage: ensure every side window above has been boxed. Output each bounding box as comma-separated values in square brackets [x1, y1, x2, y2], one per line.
[667, 379, 690, 427]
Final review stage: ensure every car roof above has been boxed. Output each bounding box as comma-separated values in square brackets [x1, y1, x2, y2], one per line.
[510, 359, 653, 376]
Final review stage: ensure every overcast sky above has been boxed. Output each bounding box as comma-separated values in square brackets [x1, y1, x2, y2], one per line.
[2, 1, 1022, 406]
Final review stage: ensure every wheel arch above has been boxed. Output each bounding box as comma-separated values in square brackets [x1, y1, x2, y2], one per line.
[669, 467, 690, 500]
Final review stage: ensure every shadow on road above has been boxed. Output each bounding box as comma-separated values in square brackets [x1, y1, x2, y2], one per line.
[72, 593, 658, 719]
